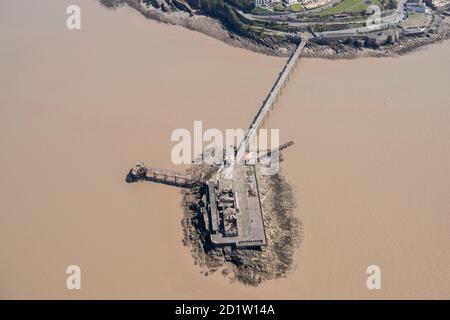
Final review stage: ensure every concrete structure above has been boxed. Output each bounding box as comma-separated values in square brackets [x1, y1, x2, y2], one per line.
[205, 165, 267, 248]
[235, 33, 309, 163]
[255, 0, 301, 8]
[207, 181, 220, 233]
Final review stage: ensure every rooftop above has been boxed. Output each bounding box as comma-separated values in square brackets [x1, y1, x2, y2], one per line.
[205, 164, 267, 248]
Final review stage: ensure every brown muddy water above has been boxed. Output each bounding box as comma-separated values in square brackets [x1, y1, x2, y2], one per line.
[0, 0, 448, 299]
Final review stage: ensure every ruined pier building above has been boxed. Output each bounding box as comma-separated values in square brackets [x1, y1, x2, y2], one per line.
[201, 164, 267, 249]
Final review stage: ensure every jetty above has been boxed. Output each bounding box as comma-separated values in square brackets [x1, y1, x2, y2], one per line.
[126, 162, 205, 188]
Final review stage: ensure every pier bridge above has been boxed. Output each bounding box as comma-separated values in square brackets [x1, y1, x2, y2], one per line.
[237, 34, 309, 162]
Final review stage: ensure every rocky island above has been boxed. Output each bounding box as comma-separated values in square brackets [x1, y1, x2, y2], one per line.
[181, 162, 302, 286]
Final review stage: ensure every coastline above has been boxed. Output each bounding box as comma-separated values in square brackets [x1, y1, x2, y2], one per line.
[100, 0, 450, 59]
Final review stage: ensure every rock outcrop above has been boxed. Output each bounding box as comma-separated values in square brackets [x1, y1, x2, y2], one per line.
[180, 162, 302, 287]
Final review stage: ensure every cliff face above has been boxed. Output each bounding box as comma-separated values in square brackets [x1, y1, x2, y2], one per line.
[99, 0, 298, 56]
[186, 0, 253, 35]
[100, 0, 255, 37]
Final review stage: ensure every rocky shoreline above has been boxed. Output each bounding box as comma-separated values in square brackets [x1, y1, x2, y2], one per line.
[180, 162, 302, 286]
[100, 0, 450, 59]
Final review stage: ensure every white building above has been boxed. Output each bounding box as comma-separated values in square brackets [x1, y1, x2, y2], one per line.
[255, 0, 276, 7]
[255, 0, 289, 7]
[405, 0, 432, 13]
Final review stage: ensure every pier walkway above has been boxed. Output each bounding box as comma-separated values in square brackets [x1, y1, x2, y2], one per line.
[235, 34, 309, 163]
[127, 162, 204, 187]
